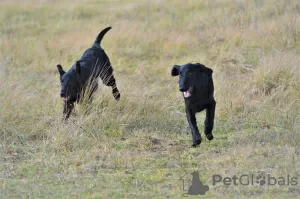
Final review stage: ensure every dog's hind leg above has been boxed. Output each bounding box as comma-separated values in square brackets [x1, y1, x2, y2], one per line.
[204, 100, 216, 140]
[103, 74, 120, 101]
[98, 63, 120, 100]
[186, 110, 202, 147]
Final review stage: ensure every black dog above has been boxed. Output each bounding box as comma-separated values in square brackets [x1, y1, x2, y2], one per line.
[57, 27, 120, 119]
[171, 63, 216, 147]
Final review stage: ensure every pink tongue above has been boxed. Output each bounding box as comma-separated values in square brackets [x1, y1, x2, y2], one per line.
[183, 91, 190, 98]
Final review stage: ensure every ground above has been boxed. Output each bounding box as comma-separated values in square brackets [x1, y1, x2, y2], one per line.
[0, 0, 300, 198]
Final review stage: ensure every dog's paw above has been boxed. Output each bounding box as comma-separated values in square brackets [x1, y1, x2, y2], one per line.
[192, 138, 202, 147]
[114, 92, 120, 101]
[206, 133, 214, 141]
[112, 88, 120, 101]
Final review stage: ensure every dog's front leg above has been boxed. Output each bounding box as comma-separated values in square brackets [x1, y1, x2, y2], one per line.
[63, 102, 74, 120]
[186, 110, 202, 147]
[204, 100, 216, 140]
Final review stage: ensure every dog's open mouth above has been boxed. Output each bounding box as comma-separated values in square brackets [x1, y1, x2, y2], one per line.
[183, 87, 192, 98]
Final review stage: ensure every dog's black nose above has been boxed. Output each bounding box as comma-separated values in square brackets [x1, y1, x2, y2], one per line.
[179, 87, 186, 92]
[60, 92, 65, 98]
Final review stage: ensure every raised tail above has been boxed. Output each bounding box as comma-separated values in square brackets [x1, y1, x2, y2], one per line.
[94, 26, 112, 46]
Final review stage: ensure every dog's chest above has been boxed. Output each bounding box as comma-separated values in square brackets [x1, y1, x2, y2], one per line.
[185, 97, 212, 112]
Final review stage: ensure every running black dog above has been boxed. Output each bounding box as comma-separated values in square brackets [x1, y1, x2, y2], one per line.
[57, 27, 120, 119]
[171, 63, 216, 147]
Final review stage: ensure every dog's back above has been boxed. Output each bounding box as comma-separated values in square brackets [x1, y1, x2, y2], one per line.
[77, 27, 113, 82]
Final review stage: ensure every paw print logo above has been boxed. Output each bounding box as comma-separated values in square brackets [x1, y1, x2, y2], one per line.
[256, 176, 266, 186]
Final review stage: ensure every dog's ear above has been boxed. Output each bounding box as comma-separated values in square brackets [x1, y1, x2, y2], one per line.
[171, 65, 181, 76]
[76, 61, 81, 74]
[57, 65, 65, 76]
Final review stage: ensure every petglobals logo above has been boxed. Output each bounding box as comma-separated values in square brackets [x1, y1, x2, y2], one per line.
[212, 174, 298, 186]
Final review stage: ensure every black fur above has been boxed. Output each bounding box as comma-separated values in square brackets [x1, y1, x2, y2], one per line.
[57, 26, 120, 120]
[171, 63, 216, 147]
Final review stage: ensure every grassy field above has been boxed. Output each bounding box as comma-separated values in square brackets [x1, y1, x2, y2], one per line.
[0, 0, 300, 198]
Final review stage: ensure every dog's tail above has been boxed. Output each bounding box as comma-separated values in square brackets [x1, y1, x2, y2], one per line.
[94, 26, 112, 46]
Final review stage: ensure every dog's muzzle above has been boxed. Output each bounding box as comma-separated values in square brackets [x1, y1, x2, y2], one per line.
[182, 87, 193, 98]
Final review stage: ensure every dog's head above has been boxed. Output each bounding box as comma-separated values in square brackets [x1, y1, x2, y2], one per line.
[57, 62, 82, 113]
[191, 171, 200, 178]
[171, 63, 213, 98]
